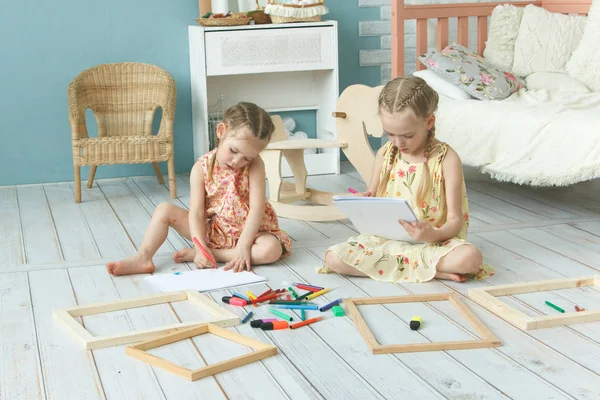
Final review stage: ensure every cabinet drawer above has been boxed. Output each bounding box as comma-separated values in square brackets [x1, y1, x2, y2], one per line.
[205, 26, 335, 76]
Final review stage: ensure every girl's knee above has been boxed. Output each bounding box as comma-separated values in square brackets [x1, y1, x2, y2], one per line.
[154, 202, 179, 224]
[155, 202, 174, 216]
[256, 236, 283, 263]
[324, 251, 343, 272]
[460, 245, 482, 274]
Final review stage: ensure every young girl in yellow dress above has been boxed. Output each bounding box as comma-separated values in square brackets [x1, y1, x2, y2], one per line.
[107, 102, 292, 276]
[322, 77, 494, 282]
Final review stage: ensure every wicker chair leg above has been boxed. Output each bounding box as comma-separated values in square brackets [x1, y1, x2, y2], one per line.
[74, 166, 82, 203]
[168, 157, 176, 199]
[87, 165, 97, 188]
[153, 162, 165, 184]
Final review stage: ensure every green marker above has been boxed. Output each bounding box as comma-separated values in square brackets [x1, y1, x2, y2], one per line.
[288, 286, 299, 299]
[545, 301, 565, 313]
[269, 308, 294, 321]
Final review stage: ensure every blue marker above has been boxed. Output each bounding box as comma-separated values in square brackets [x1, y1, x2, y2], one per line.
[232, 292, 250, 302]
[173, 271, 181, 275]
[275, 304, 319, 311]
[319, 298, 343, 312]
[242, 311, 253, 324]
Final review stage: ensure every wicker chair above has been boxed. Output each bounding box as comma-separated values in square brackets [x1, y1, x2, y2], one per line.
[68, 62, 177, 203]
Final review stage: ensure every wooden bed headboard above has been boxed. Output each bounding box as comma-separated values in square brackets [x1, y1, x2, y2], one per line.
[391, 0, 593, 78]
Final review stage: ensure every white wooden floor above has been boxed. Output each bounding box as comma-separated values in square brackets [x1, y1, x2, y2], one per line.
[2, 163, 600, 400]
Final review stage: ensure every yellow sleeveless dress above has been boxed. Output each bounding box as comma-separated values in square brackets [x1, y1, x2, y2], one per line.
[320, 141, 495, 283]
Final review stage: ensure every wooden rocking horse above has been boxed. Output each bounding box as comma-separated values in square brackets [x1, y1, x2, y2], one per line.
[262, 84, 385, 221]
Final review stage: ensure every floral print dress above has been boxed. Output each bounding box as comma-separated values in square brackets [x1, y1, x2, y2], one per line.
[320, 141, 495, 283]
[199, 150, 292, 256]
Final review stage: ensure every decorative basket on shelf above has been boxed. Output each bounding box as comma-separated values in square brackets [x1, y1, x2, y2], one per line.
[195, 12, 251, 26]
[264, 0, 328, 24]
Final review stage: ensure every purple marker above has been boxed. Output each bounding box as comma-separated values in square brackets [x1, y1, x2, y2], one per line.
[320, 298, 343, 312]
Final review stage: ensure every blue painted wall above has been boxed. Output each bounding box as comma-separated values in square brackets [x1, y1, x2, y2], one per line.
[0, 0, 381, 186]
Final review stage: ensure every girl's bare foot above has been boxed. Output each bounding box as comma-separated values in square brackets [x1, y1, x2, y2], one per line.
[173, 247, 195, 263]
[106, 253, 155, 276]
[434, 271, 468, 282]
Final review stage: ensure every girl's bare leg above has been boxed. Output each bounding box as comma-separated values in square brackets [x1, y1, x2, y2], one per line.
[434, 244, 482, 282]
[213, 233, 283, 265]
[175, 233, 284, 267]
[322, 251, 368, 277]
[107, 203, 190, 276]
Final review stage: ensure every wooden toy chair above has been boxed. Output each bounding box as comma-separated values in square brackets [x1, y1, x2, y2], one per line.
[262, 84, 384, 221]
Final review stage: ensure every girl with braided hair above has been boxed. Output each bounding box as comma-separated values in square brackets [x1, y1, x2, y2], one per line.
[107, 102, 292, 276]
[321, 77, 495, 282]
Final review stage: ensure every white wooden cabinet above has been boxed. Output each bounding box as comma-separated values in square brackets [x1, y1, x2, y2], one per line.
[188, 21, 340, 176]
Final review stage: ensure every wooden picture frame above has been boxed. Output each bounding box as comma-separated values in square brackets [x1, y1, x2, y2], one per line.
[468, 276, 600, 330]
[345, 293, 501, 354]
[53, 291, 240, 350]
[126, 323, 278, 381]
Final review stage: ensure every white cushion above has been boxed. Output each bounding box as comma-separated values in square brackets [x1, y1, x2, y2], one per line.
[512, 5, 587, 76]
[566, 0, 600, 91]
[525, 72, 590, 93]
[483, 4, 524, 71]
[412, 69, 473, 100]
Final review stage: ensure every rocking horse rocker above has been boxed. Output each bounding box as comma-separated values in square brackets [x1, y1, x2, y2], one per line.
[261, 84, 384, 221]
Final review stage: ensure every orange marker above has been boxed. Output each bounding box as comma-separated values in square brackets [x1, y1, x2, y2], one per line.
[290, 316, 324, 329]
[192, 237, 217, 268]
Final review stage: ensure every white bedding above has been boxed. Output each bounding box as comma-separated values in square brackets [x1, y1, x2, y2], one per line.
[435, 88, 600, 186]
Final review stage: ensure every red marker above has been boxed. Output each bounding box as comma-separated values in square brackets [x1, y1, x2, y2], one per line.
[348, 188, 358, 194]
[295, 284, 323, 293]
[193, 237, 217, 268]
[290, 316, 324, 329]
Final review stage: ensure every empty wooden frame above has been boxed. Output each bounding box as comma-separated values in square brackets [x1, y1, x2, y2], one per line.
[53, 291, 240, 350]
[126, 323, 277, 381]
[469, 276, 600, 330]
[345, 293, 501, 354]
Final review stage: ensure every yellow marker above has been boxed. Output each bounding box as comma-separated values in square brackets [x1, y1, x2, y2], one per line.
[306, 288, 330, 301]
[246, 291, 257, 301]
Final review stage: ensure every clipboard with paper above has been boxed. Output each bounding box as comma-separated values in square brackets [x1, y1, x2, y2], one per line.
[332, 196, 420, 243]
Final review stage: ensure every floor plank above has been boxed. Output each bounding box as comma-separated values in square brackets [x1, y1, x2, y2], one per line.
[29, 269, 105, 399]
[67, 266, 165, 400]
[97, 179, 175, 256]
[75, 185, 136, 260]
[17, 186, 62, 264]
[469, 182, 580, 219]
[44, 183, 99, 261]
[0, 186, 23, 266]
[0, 272, 45, 400]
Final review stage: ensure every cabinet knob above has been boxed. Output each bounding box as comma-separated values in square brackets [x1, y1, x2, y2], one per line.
[332, 112, 346, 118]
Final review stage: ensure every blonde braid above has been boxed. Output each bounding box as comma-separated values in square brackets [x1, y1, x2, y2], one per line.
[377, 76, 440, 210]
[416, 128, 435, 216]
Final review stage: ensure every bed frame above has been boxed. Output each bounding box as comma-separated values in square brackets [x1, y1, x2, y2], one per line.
[391, 0, 592, 78]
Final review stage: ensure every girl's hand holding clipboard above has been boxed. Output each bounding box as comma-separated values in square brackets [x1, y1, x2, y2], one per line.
[398, 220, 438, 243]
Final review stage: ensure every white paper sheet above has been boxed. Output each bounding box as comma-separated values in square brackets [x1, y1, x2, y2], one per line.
[144, 267, 266, 293]
[332, 196, 419, 243]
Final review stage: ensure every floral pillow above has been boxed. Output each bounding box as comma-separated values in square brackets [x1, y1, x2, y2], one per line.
[418, 43, 525, 100]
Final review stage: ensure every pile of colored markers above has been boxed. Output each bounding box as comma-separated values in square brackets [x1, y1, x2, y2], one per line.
[221, 282, 344, 331]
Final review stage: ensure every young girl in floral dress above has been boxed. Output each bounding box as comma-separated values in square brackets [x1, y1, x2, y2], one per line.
[321, 77, 494, 282]
[107, 102, 292, 275]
